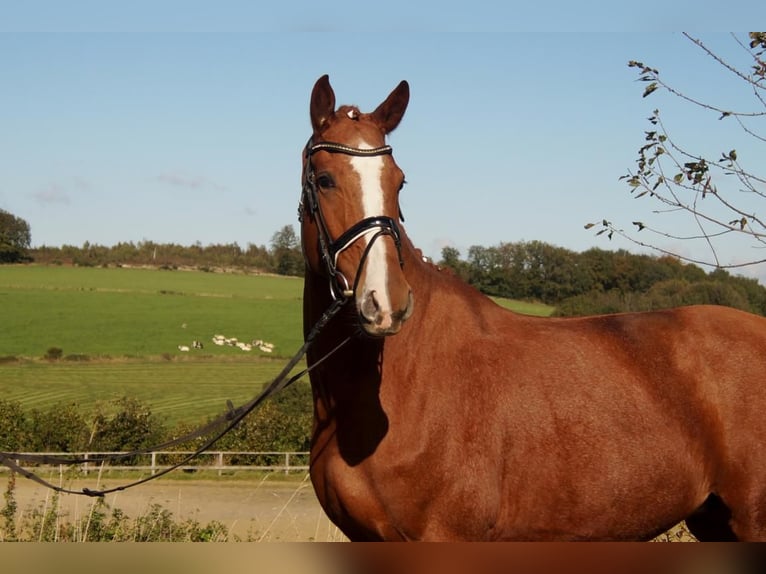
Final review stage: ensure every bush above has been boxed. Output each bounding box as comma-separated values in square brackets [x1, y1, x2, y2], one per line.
[0, 400, 28, 451]
[28, 403, 90, 452]
[554, 279, 756, 317]
[553, 290, 628, 317]
[0, 387, 310, 465]
[0, 397, 172, 456]
[89, 397, 167, 453]
[44, 347, 63, 361]
[173, 383, 313, 456]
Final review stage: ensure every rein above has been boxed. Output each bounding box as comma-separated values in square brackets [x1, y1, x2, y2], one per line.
[0, 297, 351, 497]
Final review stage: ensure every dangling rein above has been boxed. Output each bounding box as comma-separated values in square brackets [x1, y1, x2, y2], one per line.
[0, 298, 351, 497]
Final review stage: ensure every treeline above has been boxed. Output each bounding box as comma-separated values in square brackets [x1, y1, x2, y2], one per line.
[439, 241, 766, 317]
[0, 384, 312, 455]
[24, 231, 766, 317]
[28, 225, 304, 277]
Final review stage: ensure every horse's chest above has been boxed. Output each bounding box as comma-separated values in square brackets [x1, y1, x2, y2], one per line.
[311, 430, 436, 540]
[311, 447, 410, 540]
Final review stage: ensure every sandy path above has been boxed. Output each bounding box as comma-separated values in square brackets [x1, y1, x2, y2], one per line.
[8, 474, 347, 542]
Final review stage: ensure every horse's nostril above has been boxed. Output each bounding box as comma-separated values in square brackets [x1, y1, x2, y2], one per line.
[361, 291, 380, 323]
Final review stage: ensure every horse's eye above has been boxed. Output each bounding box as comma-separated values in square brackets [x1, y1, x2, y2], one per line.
[399, 178, 407, 192]
[316, 173, 335, 189]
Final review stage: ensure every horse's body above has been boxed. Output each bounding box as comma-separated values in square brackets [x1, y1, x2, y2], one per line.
[299, 75, 766, 541]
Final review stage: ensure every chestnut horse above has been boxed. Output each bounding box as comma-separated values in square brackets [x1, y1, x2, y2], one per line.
[299, 75, 766, 541]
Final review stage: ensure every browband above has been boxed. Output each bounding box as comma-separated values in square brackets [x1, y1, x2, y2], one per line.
[307, 141, 392, 158]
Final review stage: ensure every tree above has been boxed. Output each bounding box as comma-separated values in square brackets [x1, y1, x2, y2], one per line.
[270, 224, 303, 276]
[0, 209, 31, 263]
[440, 246, 461, 269]
[591, 33, 766, 271]
[438, 246, 469, 280]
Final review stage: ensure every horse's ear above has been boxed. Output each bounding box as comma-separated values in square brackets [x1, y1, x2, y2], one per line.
[310, 74, 336, 133]
[372, 80, 410, 134]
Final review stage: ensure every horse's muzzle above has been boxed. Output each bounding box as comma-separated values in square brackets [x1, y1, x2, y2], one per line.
[359, 289, 414, 336]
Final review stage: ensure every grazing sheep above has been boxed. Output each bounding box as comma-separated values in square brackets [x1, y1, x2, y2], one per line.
[178, 345, 190, 352]
[210, 333, 274, 353]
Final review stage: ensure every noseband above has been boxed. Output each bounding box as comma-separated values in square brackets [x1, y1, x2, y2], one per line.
[299, 139, 404, 300]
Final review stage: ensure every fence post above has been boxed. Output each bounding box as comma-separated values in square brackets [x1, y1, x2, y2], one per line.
[151, 451, 157, 476]
[218, 452, 224, 477]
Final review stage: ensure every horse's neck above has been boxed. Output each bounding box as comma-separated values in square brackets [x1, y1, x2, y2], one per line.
[304, 241, 459, 462]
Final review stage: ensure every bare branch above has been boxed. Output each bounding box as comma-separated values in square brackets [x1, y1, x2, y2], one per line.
[589, 220, 766, 270]
[683, 33, 765, 93]
[598, 34, 766, 270]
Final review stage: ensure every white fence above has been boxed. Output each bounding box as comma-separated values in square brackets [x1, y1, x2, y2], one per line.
[0, 451, 310, 476]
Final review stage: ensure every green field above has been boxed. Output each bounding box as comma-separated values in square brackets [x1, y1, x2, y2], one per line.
[491, 296, 555, 316]
[0, 360, 284, 426]
[0, 265, 305, 358]
[0, 264, 553, 426]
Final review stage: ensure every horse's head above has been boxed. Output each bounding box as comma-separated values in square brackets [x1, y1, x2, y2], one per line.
[300, 75, 414, 337]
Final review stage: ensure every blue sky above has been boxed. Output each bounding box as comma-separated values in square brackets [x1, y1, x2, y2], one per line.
[2, 3, 766, 282]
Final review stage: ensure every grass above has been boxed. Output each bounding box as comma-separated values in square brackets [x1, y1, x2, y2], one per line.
[0, 359, 296, 427]
[0, 265, 308, 426]
[0, 264, 553, 424]
[491, 296, 555, 317]
[0, 265, 304, 358]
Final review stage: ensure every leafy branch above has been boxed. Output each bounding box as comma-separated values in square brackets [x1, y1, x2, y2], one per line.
[590, 32, 766, 270]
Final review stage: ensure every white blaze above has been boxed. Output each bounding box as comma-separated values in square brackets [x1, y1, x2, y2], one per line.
[349, 149, 392, 316]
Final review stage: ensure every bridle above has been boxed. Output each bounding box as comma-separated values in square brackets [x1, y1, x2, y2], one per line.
[299, 138, 404, 301]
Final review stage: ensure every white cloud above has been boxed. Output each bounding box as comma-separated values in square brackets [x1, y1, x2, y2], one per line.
[29, 177, 95, 206]
[31, 184, 71, 205]
[156, 172, 227, 192]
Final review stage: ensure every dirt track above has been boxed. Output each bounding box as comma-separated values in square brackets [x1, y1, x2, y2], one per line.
[9, 474, 695, 542]
[10, 474, 348, 541]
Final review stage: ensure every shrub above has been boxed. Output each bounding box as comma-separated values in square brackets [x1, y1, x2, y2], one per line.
[44, 347, 63, 361]
[0, 399, 28, 451]
[89, 397, 167, 453]
[214, 383, 312, 455]
[27, 403, 90, 452]
[1, 473, 17, 542]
